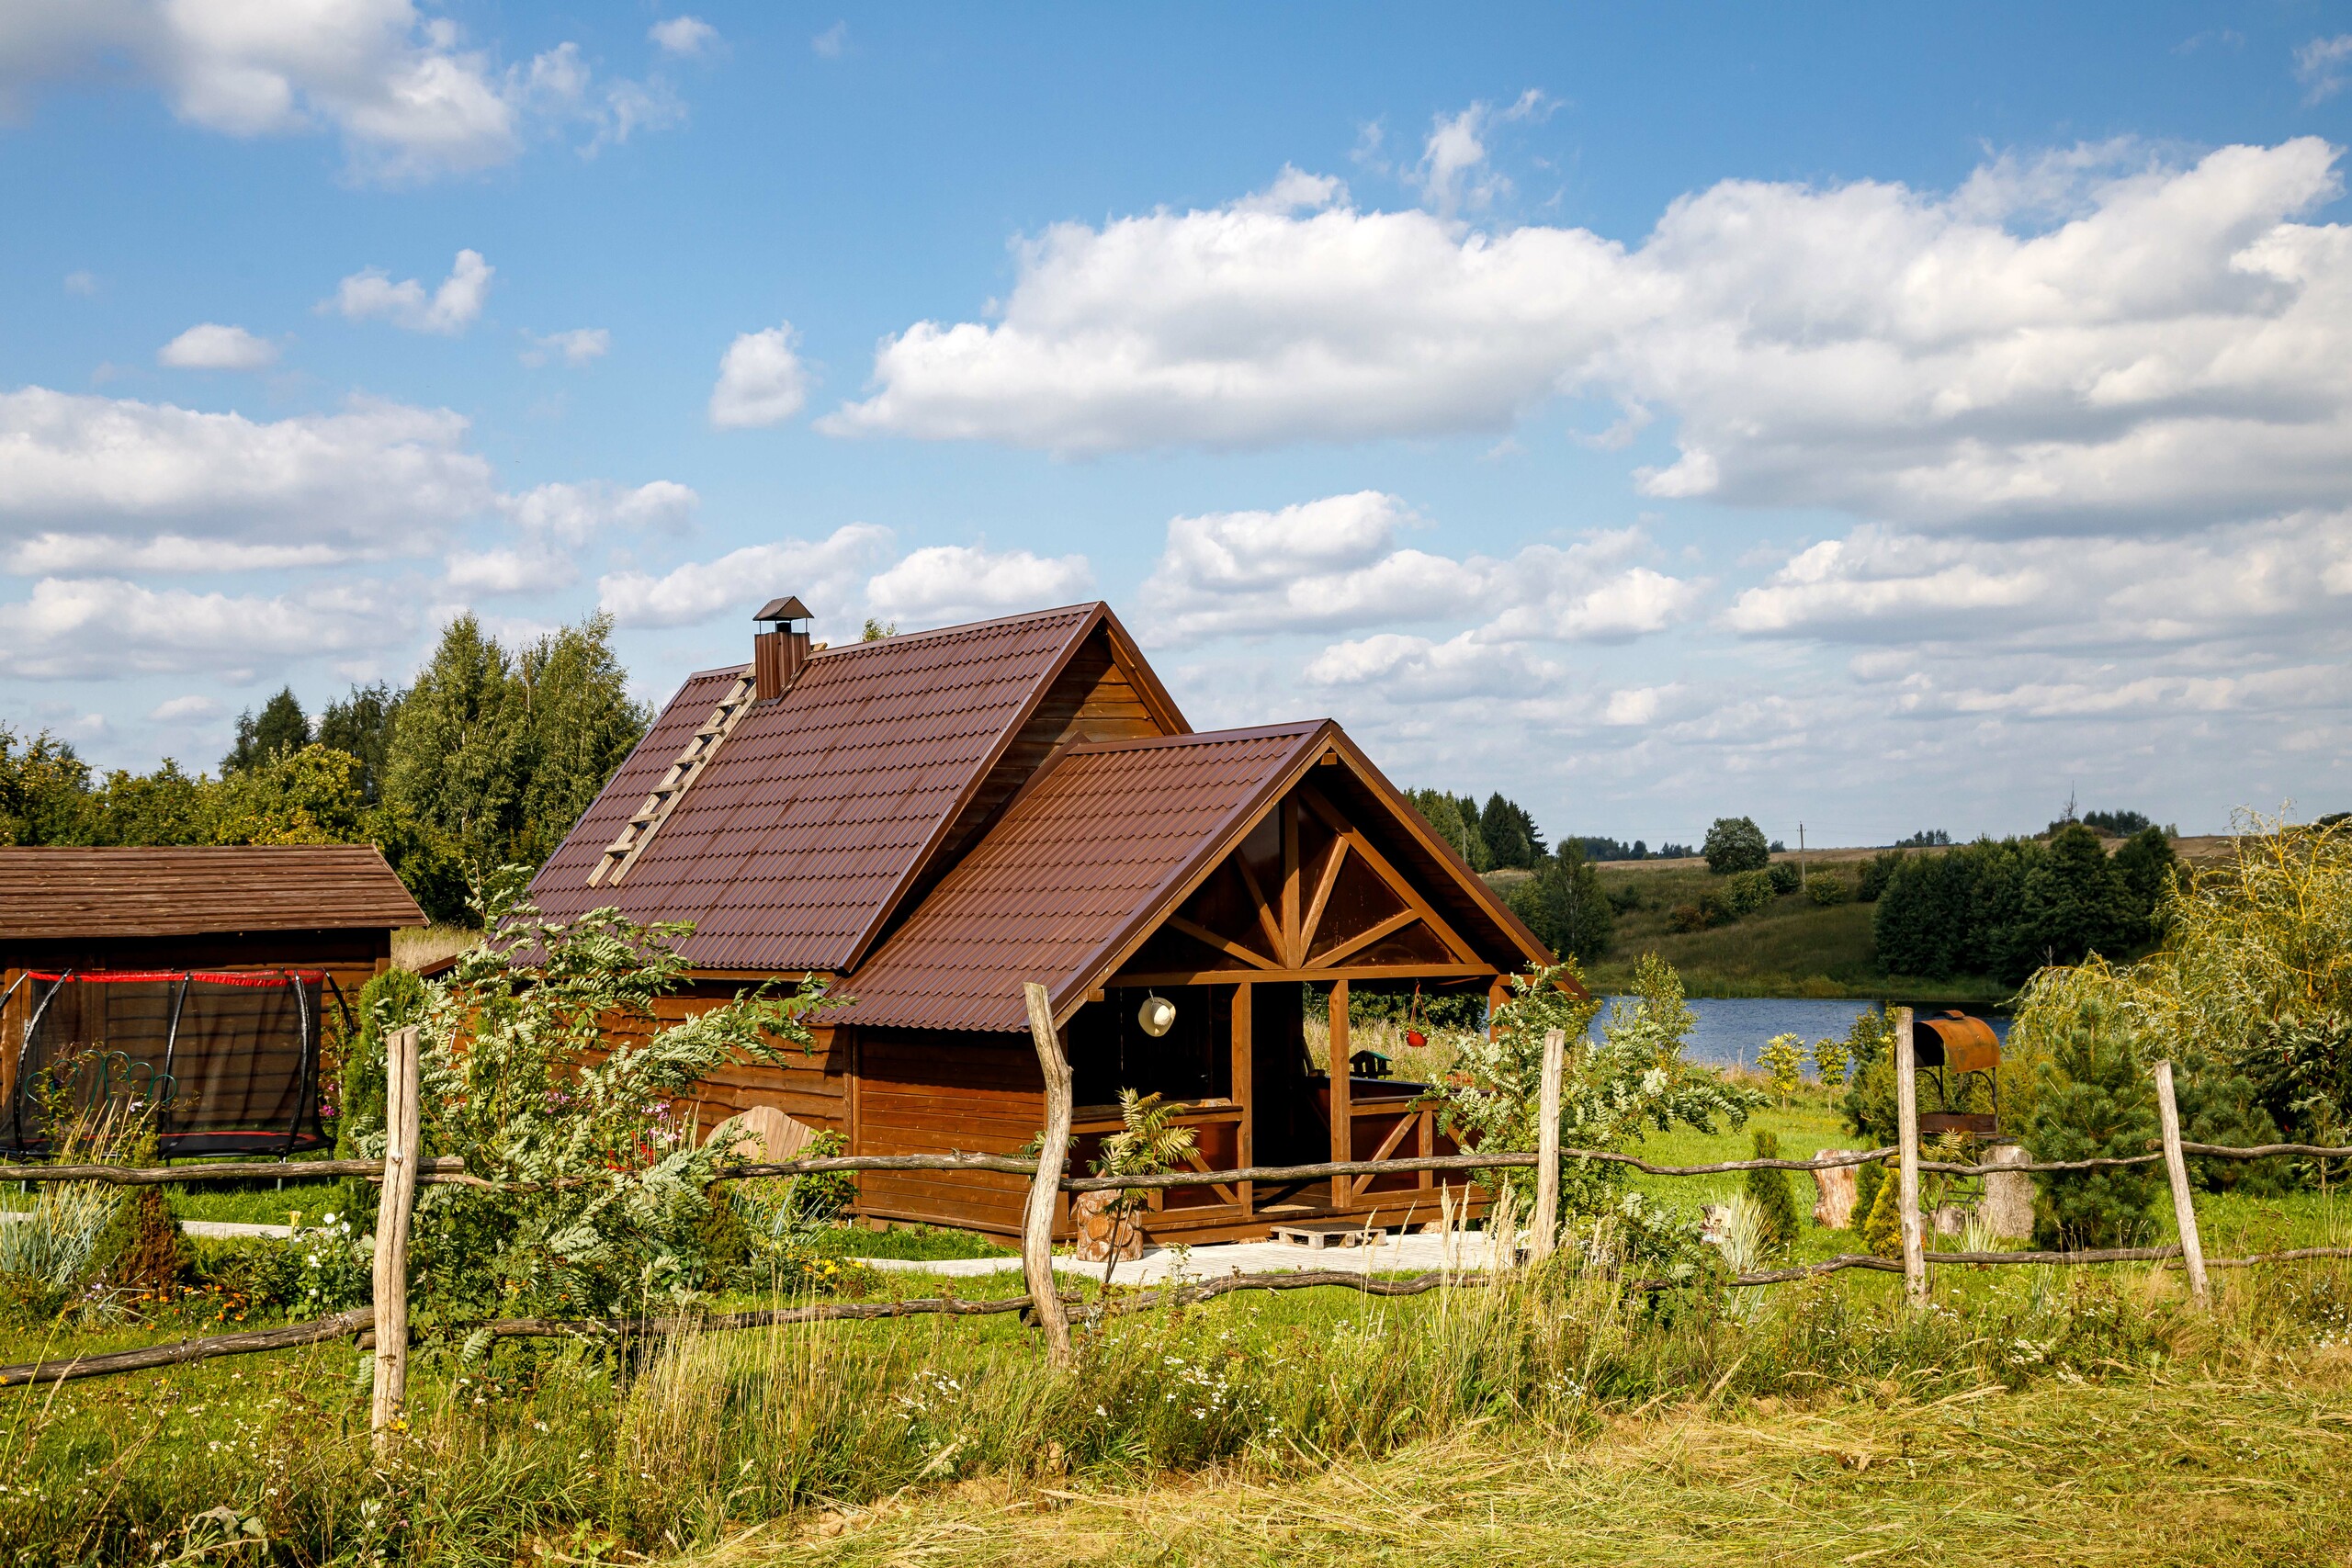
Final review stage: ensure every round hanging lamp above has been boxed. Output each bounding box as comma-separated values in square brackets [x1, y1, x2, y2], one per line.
[1136, 991, 1176, 1038]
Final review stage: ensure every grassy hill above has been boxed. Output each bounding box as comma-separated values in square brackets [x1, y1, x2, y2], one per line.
[1493, 854, 2007, 1001]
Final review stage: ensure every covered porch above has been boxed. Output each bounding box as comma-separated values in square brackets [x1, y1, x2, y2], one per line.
[840, 722, 1550, 1245]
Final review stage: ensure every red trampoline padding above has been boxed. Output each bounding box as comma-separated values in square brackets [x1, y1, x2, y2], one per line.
[24, 969, 325, 987]
[7, 968, 342, 1158]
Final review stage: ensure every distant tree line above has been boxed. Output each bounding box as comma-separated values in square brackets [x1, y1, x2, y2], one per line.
[0, 614, 647, 924]
[1405, 787, 1612, 962]
[1575, 835, 1695, 862]
[1872, 823, 2178, 985]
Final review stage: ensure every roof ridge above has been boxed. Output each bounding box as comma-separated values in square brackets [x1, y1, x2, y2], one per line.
[1062, 720, 1325, 756]
[815, 601, 1102, 653]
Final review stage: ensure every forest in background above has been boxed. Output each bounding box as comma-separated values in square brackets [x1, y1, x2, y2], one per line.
[0, 615, 647, 922]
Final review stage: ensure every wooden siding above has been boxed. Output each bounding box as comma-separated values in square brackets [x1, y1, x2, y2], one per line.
[595, 987, 852, 1141]
[853, 1029, 1043, 1234]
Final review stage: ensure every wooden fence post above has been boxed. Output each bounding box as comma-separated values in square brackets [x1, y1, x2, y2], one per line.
[1894, 1006, 1928, 1308]
[1528, 1027, 1566, 1263]
[1021, 983, 1075, 1368]
[369, 1024, 421, 1450]
[2153, 1059, 2210, 1306]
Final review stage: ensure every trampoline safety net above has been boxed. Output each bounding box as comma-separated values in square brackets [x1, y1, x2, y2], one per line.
[6, 969, 345, 1157]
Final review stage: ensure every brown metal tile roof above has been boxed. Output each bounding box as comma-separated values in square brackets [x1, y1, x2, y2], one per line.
[527, 604, 1178, 973]
[843, 724, 1329, 1031]
[0, 846, 425, 941]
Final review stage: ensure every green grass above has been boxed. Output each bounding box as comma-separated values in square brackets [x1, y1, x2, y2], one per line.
[1577, 863, 2008, 1001]
[810, 1224, 1015, 1261]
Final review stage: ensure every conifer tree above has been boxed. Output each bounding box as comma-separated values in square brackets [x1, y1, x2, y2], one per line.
[221, 686, 310, 773]
[1744, 1129, 1801, 1255]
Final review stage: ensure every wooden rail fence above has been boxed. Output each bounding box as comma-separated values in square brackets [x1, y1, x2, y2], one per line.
[3, 1002, 2348, 1428]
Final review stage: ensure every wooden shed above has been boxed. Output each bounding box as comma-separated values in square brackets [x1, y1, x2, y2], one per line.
[529, 601, 1551, 1243]
[0, 846, 425, 1154]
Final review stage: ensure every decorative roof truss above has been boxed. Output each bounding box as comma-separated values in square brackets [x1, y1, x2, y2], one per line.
[1121, 784, 1483, 981]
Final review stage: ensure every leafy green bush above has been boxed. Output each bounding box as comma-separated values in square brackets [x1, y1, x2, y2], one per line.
[1723, 868, 1774, 916]
[1858, 850, 1905, 902]
[1743, 1131, 1800, 1256]
[1703, 817, 1770, 875]
[1806, 872, 1850, 905]
[1860, 1168, 1902, 1257]
[1768, 860, 1800, 895]
[1439, 956, 1758, 1281]
[1758, 1033, 1804, 1105]
[406, 888, 832, 1326]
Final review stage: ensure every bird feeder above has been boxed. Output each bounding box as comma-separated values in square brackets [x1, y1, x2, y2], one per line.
[1911, 1010, 2002, 1136]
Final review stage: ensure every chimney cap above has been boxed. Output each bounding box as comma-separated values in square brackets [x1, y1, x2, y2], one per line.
[753, 595, 813, 625]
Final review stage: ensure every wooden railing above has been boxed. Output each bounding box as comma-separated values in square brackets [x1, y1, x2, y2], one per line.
[3, 999, 2348, 1405]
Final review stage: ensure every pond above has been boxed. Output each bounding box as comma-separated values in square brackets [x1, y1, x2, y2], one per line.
[1595, 996, 2013, 1070]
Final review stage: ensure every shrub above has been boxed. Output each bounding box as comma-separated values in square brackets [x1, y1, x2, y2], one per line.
[1860, 1168, 1902, 1257]
[1744, 1131, 1801, 1255]
[1807, 872, 1850, 905]
[1809, 1033, 1850, 1090]
[2021, 999, 2159, 1249]
[1723, 868, 1774, 917]
[1439, 955, 1757, 1279]
[1668, 902, 1711, 933]
[409, 887, 833, 1326]
[1758, 1033, 1805, 1105]
[1768, 860, 1800, 895]
[1858, 850, 1905, 902]
[1851, 1158, 1883, 1232]
[1703, 817, 1770, 875]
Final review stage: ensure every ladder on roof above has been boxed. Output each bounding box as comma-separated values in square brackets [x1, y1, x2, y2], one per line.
[589, 669, 756, 888]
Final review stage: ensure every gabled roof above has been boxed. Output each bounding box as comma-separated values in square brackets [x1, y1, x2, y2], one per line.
[528, 603, 1185, 973]
[0, 847, 424, 942]
[843, 721, 1551, 1032]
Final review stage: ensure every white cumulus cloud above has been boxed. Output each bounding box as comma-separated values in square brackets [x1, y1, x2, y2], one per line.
[333, 249, 492, 333]
[708, 324, 810, 428]
[521, 326, 608, 367]
[0, 387, 494, 554]
[650, 17, 719, 58]
[0, 1, 683, 181]
[598, 524, 894, 629]
[865, 545, 1095, 626]
[825, 137, 2352, 544]
[0, 577, 400, 679]
[1136, 491, 1699, 648]
[157, 322, 277, 370]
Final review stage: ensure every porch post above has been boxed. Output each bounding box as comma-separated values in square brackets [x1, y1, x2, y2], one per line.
[1329, 978, 1351, 1208]
[1232, 981, 1253, 1218]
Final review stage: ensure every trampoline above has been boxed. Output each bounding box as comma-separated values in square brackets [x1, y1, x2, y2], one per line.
[1, 968, 348, 1157]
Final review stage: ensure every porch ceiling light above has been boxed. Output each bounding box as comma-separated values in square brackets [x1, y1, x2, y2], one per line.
[1136, 991, 1176, 1038]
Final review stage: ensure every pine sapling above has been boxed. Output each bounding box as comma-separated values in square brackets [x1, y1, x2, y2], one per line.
[1743, 1130, 1801, 1256]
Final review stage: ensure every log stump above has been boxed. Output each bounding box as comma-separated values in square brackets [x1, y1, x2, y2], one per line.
[1812, 1151, 1861, 1230]
[1979, 1144, 2035, 1240]
[1069, 1190, 1145, 1263]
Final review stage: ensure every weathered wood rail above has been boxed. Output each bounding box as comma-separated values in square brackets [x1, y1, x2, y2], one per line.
[3, 1002, 2348, 1407]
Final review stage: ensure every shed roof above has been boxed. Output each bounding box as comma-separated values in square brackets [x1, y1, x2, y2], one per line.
[527, 603, 1184, 973]
[844, 725, 1325, 1031]
[0, 846, 425, 942]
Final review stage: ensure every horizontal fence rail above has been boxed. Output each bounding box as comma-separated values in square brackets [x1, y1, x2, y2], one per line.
[8, 999, 2352, 1408]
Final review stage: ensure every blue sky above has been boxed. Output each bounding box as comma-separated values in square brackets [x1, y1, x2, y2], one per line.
[4, 3, 2349, 849]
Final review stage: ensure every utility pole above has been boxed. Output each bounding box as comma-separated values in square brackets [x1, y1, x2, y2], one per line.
[1798, 822, 1807, 890]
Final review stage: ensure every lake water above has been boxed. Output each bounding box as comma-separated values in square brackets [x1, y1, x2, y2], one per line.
[1595, 997, 2012, 1070]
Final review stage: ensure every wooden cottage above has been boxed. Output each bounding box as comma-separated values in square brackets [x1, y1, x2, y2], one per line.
[529, 600, 1551, 1243]
[0, 845, 425, 1155]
